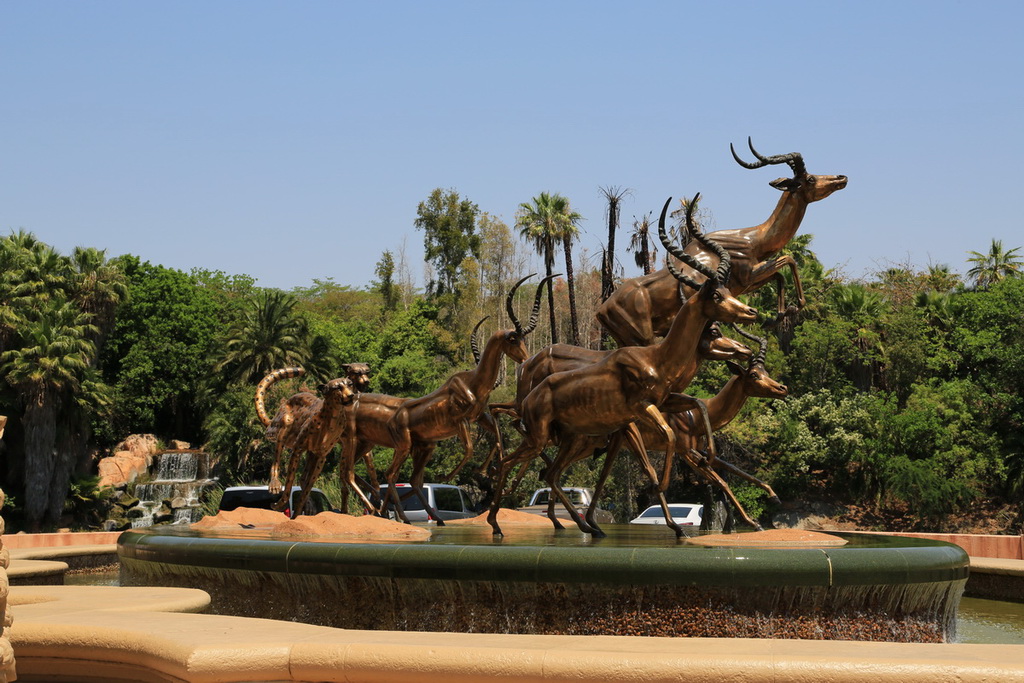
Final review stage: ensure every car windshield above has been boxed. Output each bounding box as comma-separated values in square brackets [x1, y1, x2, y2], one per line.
[220, 489, 277, 511]
[640, 505, 698, 519]
[534, 489, 585, 505]
[379, 486, 425, 511]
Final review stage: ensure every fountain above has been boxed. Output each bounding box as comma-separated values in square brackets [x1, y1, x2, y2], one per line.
[118, 521, 968, 643]
[130, 450, 215, 527]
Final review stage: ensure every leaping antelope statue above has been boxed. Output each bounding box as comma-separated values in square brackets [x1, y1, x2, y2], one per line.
[487, 197, 758, 537]
[596, 139, 847, 347]
[343, 274, 554, 523]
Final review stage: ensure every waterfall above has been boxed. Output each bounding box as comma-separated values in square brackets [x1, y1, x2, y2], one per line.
[131, 451, 214, 528]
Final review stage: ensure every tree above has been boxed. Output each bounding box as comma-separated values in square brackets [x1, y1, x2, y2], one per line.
[104, 258, 222, 442]
[627, 213, 656, 275]
[966, 239, 1022, 289]
[414, 188, 481, 319]
[215, 290, 319, 386]
[517, 192, 583, 345]
[373, 250, 399, 314]
[1, 299, 98, 529]
[599, 186, 631, 302]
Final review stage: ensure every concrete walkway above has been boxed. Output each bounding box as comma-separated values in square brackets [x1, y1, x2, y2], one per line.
[6, 582, 1024, 682]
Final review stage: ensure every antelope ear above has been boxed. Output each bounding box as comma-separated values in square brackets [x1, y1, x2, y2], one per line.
[769, 177, 800, 192]
[725, 361, 744, 376]
[340, 363, 351, 372]
[317, 383, 328, 393]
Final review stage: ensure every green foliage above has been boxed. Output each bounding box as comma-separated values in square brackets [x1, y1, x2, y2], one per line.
[373, 251, 399, 314]
[199, 482, 224, 518]
[104, 258, 221, 442]
[202, 384, 269, 483]
[63, 475, 114, 529]
[415, 188, 481, 310]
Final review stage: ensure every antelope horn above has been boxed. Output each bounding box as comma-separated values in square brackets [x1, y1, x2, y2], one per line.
[730, 324, 767, 366]
[470, 316, 489, 364]
[506, 273, 536, 335]
[657, 197, 702, 290]
[683, 194, 731, 284]
[524, 273, 559, 336]
[732, 137, 806, 178]
[679, 195, 721, 281]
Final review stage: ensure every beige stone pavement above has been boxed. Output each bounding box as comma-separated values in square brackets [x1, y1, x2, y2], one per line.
[6, 544, 1024, 682]
[5, 579, 1024, 683]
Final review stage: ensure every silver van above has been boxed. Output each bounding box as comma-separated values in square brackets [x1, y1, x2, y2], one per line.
[377, 483, 475, 522]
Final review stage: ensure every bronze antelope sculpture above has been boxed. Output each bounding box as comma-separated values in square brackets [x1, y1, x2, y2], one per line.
[510, 202, 757, 536]
[487, 197, 758, 537]
[512, 323, 753, 536]
[344, 274, 553, 523]
[501, 323, 752, 533]
[596, 140, 847, 346]
[623, 327, 788, 530]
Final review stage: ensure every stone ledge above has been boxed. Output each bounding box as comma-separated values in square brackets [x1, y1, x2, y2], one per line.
[7, 585, 1024, 683]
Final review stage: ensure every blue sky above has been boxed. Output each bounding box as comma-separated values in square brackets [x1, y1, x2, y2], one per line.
[3, 2, 1022, 291]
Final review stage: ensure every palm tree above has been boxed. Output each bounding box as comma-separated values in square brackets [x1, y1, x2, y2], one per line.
[914, 289, 954, 330]
[830, 283, 887, 321]
[215, 290, 315, 386]
[0, 298, 98, 529]
[70, 246, 128, 346]
[599, 186, 631, 303]
[517, 192, 583, 345]
[627, 213, 656, 275]
[966, 239, 1022, 289]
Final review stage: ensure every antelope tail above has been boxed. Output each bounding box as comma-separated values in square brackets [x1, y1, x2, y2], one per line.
[254, 367, 305, 426]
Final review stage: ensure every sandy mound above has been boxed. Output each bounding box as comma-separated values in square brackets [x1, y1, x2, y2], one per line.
[684, 528, 848, 548]
[273, 512, 431, 540]
[192, 507, 289, 530]
[447, 508, 554, 527]
[193, 508, 431, 540]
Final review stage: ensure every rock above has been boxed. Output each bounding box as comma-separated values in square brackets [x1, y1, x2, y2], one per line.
[169, 497, 187, 509]
[126, 507, 147, 519]
[168, 440, 191, 450]
[117, 496, 140, 510]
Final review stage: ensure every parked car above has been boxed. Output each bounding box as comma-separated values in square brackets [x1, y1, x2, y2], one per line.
[377, 483, 476, 522]
[218, 486, 333, 518]
[629, 503, 703, 526]
[518, 487, 614, 524]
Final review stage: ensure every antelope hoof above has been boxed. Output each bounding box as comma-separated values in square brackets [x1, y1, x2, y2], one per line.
[435, 518, 446, 527]
[768, 496, 781, 505]
[589, 527, 606, 539]
[752, 522, 764, 532]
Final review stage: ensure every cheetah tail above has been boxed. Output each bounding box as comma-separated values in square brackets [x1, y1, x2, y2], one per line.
[254, 367, 305, 426]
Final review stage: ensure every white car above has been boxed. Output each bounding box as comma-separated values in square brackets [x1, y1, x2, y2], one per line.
[377, 483, 476, 522]
[629, 503, 703, 526]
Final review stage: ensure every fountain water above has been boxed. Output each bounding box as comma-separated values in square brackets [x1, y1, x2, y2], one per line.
[131, 450, 214, 527]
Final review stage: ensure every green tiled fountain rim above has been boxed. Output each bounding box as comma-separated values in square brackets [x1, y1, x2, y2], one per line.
[118, 529, 969, 587]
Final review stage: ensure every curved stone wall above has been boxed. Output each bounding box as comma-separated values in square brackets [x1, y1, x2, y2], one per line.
[0, 415, 16, 681]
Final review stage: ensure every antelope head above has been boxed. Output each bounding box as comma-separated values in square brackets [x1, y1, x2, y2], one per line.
[731, 137, 847, 203]
[470, 273, 558, 365]
[726, 326, 788, 399]
[699, 322, 753, 361]
[659, 196, 757, 324]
